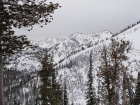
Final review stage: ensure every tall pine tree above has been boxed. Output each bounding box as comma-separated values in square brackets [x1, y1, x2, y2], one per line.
[64, 75, 69, 105]
[51, 57, 63, 105]
[98, 38, 131, 105]
[86, 51, 96, 105]
[38, 51, 63, 105]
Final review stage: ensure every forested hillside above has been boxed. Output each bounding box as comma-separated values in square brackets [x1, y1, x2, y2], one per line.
[3, 23, 140, 105]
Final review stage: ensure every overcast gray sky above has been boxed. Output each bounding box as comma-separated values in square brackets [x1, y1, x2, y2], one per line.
[14, 0, 140, 40]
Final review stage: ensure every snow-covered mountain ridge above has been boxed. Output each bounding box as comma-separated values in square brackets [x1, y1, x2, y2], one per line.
[30, 37, 64, 48]
[31, 30, 112, 63]
[31, 31, 112, 48]
[8, 31, 112, 72]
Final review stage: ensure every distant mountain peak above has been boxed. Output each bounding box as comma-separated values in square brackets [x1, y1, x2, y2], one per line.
[31, 37, 63, 48]
[68, 30, 112, 39]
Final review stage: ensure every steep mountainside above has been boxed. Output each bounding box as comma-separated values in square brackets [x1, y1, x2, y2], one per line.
[8, 23, 140, 105]
[51, 24, 140, 105]
[50, 31, 112, 63]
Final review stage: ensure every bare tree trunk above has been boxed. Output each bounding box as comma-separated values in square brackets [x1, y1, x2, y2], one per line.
[0, 55, 4, 105]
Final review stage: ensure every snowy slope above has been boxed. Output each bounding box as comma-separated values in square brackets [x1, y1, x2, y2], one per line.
[114, 23, 140, 78]
[8, 23, 140, 105]
[53, 24, 140, 105]
[115, 23, 140, 49]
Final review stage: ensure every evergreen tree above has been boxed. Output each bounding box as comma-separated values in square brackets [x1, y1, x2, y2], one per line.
[0, 0, 60, 104]
[38, 51, 63, 105]
[38, 51, 53, 105]
[127, 75, 135, 105]
[133, 72, 140, 105]
[98, 38, 131, 105]
[51, 60, 63, 105]
[86, 51, 96, 105]
[64, 77, 69, 105]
